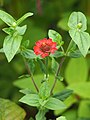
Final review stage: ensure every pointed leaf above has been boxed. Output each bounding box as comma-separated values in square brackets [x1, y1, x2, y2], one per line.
[53, 89, 73, 101]
[51, 58, 59, 73]
[39, 81, 50, 100]
[68, 12, 87, 31]
[48, 29, 62, 46]
[50, 51, 64, 58]
[37, 59, 47, 74]
[21, 48, 37, 59]
[16, 25, 27, 35]
[69, 30, 90, 57]
[3, 34, 22, 62]
[2, 27, 14, 35]
[0, 10, 16, 26]
[17, 12, 33, 25]
[19, 94, 40, 107]
[44, 97, 66, 110]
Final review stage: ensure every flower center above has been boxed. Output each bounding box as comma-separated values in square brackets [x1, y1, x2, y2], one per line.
[40, 43, 51, 52]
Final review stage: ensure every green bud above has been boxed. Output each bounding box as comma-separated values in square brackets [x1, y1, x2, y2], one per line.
[77, 22, 82, 29]
[12, 22, 17, 28]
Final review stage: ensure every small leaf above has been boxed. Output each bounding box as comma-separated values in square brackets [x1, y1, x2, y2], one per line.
[68, 12, 87, 31]
[39, 81, 50, 100]
[28, 59, 35, 73]
[21, 48, 37, 59]
[22, 40, 30, 48]
[19, 94, 40, 107]
[68, 50, 82, 58]
[2, 27, 14, 35]
[51, 58, 59, 73]
[0, 98, 26, 120]
[37, 59, 47, 74]
[17, 12, 33, 25]
[53, 89, 73, 101]
[48, 29, 62, 45]
[35, 109, 47, 120]
[44, 97, 66, 110]
[3, 34, 22, 62]
[0, 10, 16, 26]
[69, 30, 90, 57]
[20, 88, 35, 94]
[16, 25, 27, 35]
[50, 51, 64, 58]
[56, 116, 67, 120]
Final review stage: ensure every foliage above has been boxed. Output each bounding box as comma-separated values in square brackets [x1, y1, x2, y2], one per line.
[0, 0, 90, 120]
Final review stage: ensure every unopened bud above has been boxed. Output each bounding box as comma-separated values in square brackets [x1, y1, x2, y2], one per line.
[12, 22, 17, 27]
[77, 22, 82, 29]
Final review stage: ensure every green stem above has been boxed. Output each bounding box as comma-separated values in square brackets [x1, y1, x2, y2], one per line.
[45, 57, 48, 79]
[50, 57, 66, 95]
[23, 58, 39, 92]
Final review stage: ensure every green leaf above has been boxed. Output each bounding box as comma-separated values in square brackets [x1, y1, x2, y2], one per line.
[62, 109, 77, 120]
[44, 97, 66, 110]
[53, 89, 73, 101]
[17, 12, 33, 25]
[28, 59, 35, 73]
[50, 51, 65, 58]
[16, 25, 27, 35]
[2, 27, 14, 35]
[54, 95, 77, 116]
[66, 40, 76, 53]
[3, 34, 22, 62]
[20, 88, 35, 94]
[67, 82, 90, 99]
[56, 116, 67, 120]
[48, 29, 62, 45]
[35, 109, 47, 120]
[21, 48, 37, 59]
[22, 40, 30, 48]
[68, 50, 82, 58]
[19, 94, 40, 107]
[37, 59, 47, 74]
[0, 10, 16, 26]
[68, 12, 87, 31]
[0, 98, 26, 120]
[69, 30, 90, 57]
[65, 57, 88, 84]
[39, 81, 50, 100]
[0, 48, 3, 53]
[78, 100, 90, 118]
[51, 58, 59, 73]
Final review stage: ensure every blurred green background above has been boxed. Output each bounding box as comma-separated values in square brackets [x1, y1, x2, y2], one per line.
[0, 0, 90, 120]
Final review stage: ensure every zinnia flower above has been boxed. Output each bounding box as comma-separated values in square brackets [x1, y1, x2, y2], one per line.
[33, 38, 57, 58]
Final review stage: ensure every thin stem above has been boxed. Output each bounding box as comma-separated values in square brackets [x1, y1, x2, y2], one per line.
[36, 0, 42, 15]
[23, 58, 39, 92]
[50, 57, 66, 95]
[45, 57, 48, 79]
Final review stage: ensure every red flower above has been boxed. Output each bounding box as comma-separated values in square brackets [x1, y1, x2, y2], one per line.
[33, 38, 57, 58]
